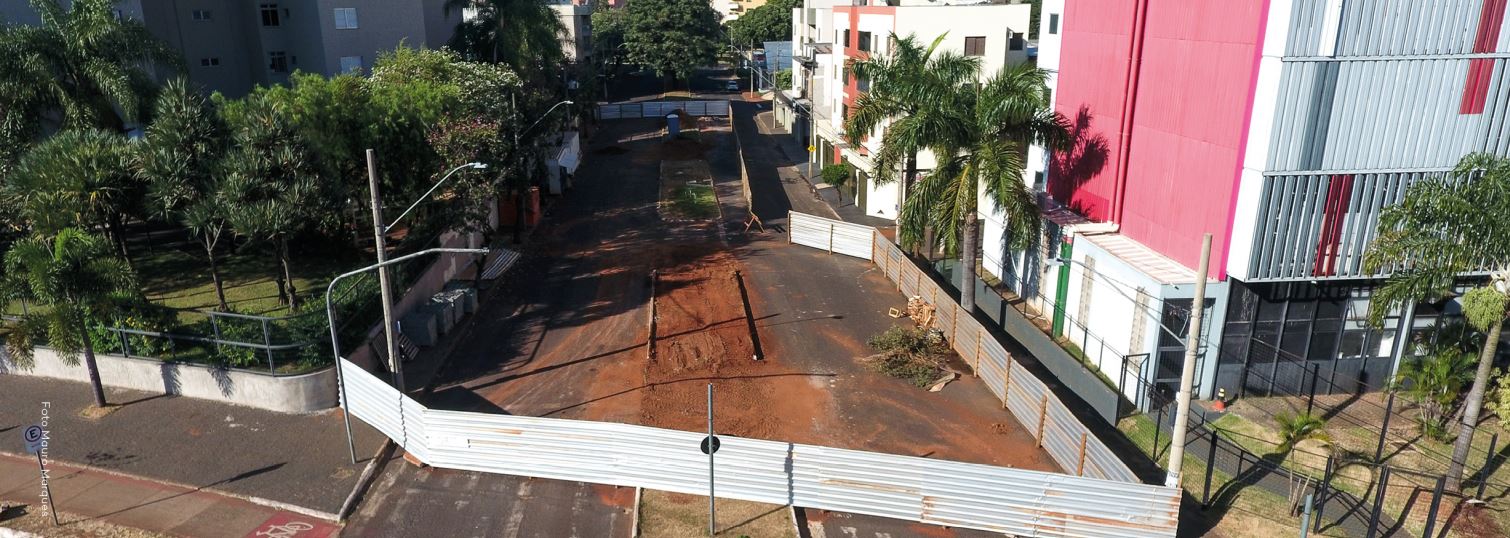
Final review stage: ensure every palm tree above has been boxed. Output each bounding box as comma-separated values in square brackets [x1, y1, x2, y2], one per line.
[905, 64, 1070, 310]
[0, 0, 180, 133]
[1273, 410, 1329, 453]
[2, 229, 136, 408]
[137, 79, 234, 311]
[844, 34, 980, 252]
[1364, 153, 1510, 491]
[1392, 348, 1478, 443]
[444, 0, 567, 83]
[4, 129, 141, 265]
[221, 95, 332, 310]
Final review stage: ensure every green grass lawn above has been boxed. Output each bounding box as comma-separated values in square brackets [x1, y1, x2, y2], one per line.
[133, 242, 361, 317]
[1213, 406, 1510, 537]
[669, 184, 718, 220]
[1118, 414, 1344, 537]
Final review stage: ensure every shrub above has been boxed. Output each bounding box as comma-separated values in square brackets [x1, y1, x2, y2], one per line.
[865, 326, 949, 388]
[819, 162, 852, 188]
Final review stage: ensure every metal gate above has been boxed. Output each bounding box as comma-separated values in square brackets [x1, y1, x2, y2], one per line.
[788, 211, 873, 260]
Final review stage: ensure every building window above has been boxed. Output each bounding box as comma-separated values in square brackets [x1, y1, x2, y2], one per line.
[333, 8, 358, 29]
[858, 31, 872, 53]
[199, 57, 221, 67]
[260, 4, 281, 26]
[857, 76, 870, 92]
[192, 9, 212, 21]
[964, 36, 985, 56]
[339, 56, 363, 73]
[268, 51, 288, 73]
[1049, 14, 1060, 35]
[1009, 32, 1024, 51]
[842, 29, 850, 47]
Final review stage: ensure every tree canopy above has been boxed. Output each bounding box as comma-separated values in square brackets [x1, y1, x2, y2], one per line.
[623, 0, 722, 83]
[728, 0, 799, 48]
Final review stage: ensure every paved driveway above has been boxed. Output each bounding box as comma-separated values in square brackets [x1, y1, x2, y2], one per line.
[342, 453, 633, 538]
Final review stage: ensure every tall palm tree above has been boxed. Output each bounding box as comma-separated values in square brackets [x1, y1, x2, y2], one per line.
[137, 79, 234, 311]
[221, 95, 332, 310]
[1364, 153, 1510, 491]
[4, 129, 141, 265]
[445, 0, 567, 82]
[2, 229, 136, 408]
[905, 64, 1070, 310]
[0, 0, 180, 133]
[844, 34, 980, 251]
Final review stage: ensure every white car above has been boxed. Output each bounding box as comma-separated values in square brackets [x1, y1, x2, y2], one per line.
[726, 80, 740, 92]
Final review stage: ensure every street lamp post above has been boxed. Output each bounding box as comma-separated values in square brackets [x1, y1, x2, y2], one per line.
[365, 150, 488, 393]
[509, 99, 575, 243]
[326, 247, 490, 463]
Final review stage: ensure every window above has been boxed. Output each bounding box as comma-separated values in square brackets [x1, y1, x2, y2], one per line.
[964, 36, 985, 56]
[199, 57, 221, 67]
[260, 3, 280, 26]
[1049, 14, 1060, 35]
[333, 8, 358, 29]
[858, 31, 872, 52]
[339, 56, 363, 73]
[842, 29, 850, 47]
[857, 76, 870, 92]
[268, 51, 288, 73]
[192, 9, 213, 21]
[1009, 32, 1024, 51]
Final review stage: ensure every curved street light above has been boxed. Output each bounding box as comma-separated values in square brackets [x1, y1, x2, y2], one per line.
[383, 162, 489, 234]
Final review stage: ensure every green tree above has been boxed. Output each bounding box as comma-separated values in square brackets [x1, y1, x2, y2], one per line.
[4, 129, 141, 264]
[2, 229, 136, 408]
[904, 64, 1070, 310]
[1364, 153, 1510, 491]
[1273, 411, 1329, 453]
[844, 34, 982, 252]
[136, 79, 234, 311]
[220, 94, 334, 310]
[727, 0, 798, 48]
[1393, 348, 1478, 442]
[445, 0, 566, 84]
[0, 0, 180, 133]
[774, 68, 792, 89]
[623, 0, 721, 86]
[591, 1, 630, 82]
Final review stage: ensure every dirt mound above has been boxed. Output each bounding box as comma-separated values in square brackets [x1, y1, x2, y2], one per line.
[641, 252, 824, 443]
[660, 138, 711, 160]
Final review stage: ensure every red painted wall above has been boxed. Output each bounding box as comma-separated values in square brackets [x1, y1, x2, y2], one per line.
[1050, 0, 1267, 274]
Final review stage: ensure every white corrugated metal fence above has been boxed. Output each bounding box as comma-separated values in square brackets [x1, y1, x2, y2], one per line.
[788, 211, 873, 260]
[338, 359, 1178, 537]
[598, 100, 732, 120]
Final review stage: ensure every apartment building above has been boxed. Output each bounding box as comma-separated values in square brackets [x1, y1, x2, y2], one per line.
[716, 0, 767, 22]
[783, 0, 1035, 223]
[2, 1, 458, 97]
[1014, 0, 1510, 406]
[549, 0, 594, 63]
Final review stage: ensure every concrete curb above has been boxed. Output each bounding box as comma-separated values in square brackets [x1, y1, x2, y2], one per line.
[631, 487, 643, 538]
[0, 451, 340, 522]
[336, 438, 396, 522]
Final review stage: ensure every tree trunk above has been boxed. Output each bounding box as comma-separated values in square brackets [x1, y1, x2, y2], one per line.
[278, 236, 299, 310]
[1447, 317, 1504, 491]
[960, 208, 979, 312]
[107, 214, 133, 271]
[80, 326, 107, 408]
[206, 240, 229, 312]
[899, 153, 917, 251]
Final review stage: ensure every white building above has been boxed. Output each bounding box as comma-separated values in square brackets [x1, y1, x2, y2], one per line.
[783, 0, 1037, 226]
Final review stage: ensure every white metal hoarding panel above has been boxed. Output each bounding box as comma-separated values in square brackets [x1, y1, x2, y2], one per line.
[787, 211, 874, 260]
[338, 355, 1177, 537]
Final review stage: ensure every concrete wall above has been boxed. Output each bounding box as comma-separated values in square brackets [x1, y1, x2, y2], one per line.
[0, 347, 337, 414]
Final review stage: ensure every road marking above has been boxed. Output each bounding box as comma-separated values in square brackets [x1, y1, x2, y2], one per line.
[244, 512, 338, 538]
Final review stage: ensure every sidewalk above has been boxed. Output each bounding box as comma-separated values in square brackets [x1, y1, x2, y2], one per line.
[0, 453, 340, 538]
[0, 375, 385, 516]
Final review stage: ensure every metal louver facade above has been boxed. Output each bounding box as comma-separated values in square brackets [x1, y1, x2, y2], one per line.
[1243, 0, 1510, 281]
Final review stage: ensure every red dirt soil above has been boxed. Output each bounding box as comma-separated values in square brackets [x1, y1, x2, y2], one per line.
[642, 249, 831, 444]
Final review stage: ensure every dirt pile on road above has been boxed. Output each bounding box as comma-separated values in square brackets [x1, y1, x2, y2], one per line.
[641, 251, 827, 443]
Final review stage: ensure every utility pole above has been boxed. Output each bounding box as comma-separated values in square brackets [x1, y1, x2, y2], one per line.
[366, 149, 404, 393]
[1165, 233, 1212, 487]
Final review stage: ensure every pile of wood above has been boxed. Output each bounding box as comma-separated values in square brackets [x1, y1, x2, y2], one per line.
[905, 295, 936, 330]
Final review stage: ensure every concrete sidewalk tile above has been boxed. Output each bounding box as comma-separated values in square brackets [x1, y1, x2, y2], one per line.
[107, 490, 216, 532]
[46, 470, 111, 507]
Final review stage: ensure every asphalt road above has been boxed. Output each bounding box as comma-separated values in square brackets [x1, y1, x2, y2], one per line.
[343, 452, 633, 538]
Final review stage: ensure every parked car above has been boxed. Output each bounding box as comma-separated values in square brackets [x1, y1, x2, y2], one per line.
[726, 80, 740, 92]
